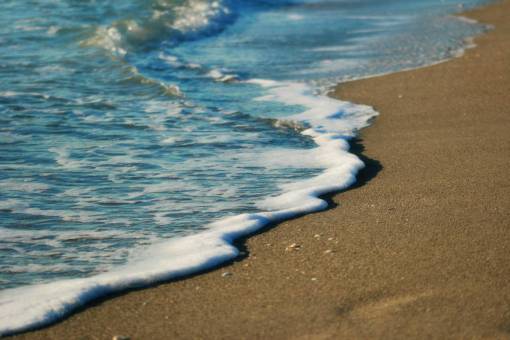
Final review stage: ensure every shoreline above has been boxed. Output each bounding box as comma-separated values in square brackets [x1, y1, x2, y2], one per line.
[13, 0, 510, 338]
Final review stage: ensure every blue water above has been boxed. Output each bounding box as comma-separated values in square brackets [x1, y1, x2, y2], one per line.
[0, 0, 490, 334]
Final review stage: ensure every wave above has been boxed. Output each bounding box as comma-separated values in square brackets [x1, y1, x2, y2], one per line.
[80, 0, 239, 57]
[0, 79, 377, 336]
[78, 0, 312, 57]
[121, 66, 184, 97]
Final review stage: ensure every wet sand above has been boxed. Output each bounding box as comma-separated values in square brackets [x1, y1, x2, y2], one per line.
[14, 0, 510, 339]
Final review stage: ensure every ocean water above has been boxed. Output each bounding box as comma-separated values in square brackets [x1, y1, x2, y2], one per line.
[0, 0, 490, 334]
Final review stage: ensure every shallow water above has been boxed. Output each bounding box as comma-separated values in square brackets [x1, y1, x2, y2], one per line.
[0, 0, 490, 334]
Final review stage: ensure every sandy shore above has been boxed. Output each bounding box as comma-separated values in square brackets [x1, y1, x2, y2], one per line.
[14, 1, 510, 339]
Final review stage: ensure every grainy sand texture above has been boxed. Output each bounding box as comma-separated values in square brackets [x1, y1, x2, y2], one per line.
[13, 0, 510, 339]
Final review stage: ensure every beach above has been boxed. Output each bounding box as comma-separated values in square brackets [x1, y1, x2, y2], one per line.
[13, 0, 510, 338]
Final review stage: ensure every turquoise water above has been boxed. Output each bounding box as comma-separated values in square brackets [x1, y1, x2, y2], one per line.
[0, 0, 490, 334]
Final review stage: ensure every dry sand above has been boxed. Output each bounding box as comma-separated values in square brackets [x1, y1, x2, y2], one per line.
[13, 1, 510, 339]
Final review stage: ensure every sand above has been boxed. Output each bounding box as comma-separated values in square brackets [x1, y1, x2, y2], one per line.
[13, 1, 510, 339]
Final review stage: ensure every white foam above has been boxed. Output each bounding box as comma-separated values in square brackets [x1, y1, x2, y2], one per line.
[158, 53, 203, 72]
[0, 227, 145, 245]
[46, 26, 60, 36]
[0, 91, 19, 97]
[0, 199, 28, 211]
[186, 63, 202, 69]
[1, 197, 111, 226]
[171, 0, 232, 34]
[49, 147, 83, 169]
[153, 212, 174, 226]
[2, 264, 77, 274]
[287, 14, 304, 21]
[0, 180, 49, 193]
[81, 113, 114, 123]
[20, 207, 103, 224]
[129, 181, 200, 198]
[194, 134, 236, 145]
[14, 25, 46, 32]
[35, 65, 71, 75]
[158, 53, 183, 67]
[0, 79, 377, 336]
[161, 136, 180, 144]
[455, 15, 478, 25]
[0, 91, 50, 99]
[206, 68, 239, 82]
[81, 26, 127, 56]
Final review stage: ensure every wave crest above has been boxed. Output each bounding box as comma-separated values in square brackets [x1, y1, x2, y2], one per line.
[81, 0, 237, 57]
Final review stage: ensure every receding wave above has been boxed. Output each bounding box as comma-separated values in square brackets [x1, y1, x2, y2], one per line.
[0, 79, 378, 335]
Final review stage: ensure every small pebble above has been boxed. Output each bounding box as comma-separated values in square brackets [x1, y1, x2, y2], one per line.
[222, 271, 233, 277]
[285, 243, 302, 251]
[113, 336, 130, 340]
